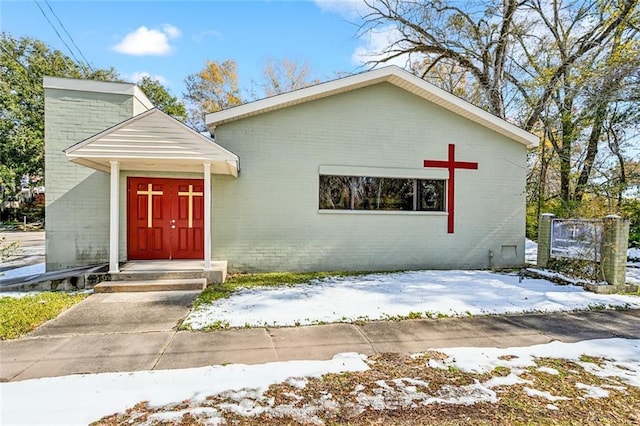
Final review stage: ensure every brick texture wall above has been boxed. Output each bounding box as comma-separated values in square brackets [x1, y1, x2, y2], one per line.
[44, 88, 134, 270]
[212, 83, 527, 272]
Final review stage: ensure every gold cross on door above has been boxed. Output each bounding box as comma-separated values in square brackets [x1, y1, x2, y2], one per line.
[136, 183, 164, 228]
[178, 184, 203, 228]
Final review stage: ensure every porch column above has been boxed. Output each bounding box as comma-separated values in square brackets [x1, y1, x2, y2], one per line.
[109, 160, 120, 273]
[204, 162, 212, 271]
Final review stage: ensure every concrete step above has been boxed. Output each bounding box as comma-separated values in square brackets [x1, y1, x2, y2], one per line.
[111, 271, 206, 282]
[93, 278, 207, 293]
[100, 261, 228, 285]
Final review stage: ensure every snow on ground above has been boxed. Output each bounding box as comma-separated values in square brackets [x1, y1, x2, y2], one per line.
[184, 270, 640, 329]
[0, 262, 45, 281]
[433, 338, 640, 387]
[0, 353, 369, 426]
[2, 339, 639, 425]
[630, 247, 640, 269]
[0, 291, 37, 299]
[525, 239, 538, 264]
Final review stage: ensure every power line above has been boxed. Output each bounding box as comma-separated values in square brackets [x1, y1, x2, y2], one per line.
[33, 0, 90, 74]
[0, 45, 33, 77]
[42, 0, 94, 72]
[0, 45, 40, 96]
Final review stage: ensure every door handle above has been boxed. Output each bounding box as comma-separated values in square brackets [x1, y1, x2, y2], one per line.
[170, 219, 176, 229]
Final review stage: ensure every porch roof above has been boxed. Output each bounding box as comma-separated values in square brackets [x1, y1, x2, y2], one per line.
[65, 108, 239, 176]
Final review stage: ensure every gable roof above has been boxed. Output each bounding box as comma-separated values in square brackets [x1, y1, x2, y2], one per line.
[206, 65, 538, 148]
[65, 108, 239, 176]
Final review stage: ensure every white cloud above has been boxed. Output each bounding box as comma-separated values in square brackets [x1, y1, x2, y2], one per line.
[125, 71, 169, 85]
[162, 23, 181, 39]
[352, 26, 416, 68]
[113, 24, 181, 56]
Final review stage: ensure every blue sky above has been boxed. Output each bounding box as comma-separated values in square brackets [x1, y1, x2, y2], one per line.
[1, 1, 377, 98]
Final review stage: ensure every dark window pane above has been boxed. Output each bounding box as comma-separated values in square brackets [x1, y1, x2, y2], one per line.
[320, 175, 443, 212]
[350, 177, 414, 210]
[418, 179, 445, 211]
[319, 175, 352, 209]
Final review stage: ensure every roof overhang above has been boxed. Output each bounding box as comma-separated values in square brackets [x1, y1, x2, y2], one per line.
[43, 76, 154, 110]
[206, 65, 539, 149]
[65, 108, 239, 177]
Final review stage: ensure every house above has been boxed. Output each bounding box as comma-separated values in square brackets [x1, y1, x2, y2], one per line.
[43, 66, 538, 278]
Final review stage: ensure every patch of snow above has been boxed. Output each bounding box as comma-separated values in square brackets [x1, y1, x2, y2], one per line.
[577, 360, 640, 387]
[536, 366, 560, 375]
[0, 353, 368, 426]
[286, 377, 308, 389]
[352, 384, 365, 393]
[575, 382, 609, 399]
[524, 387, 570, 401]
[436, 338, 640, 388]
[398, 377, 430, 388]
[629, 247, 640, 261]
[219, 398, 267, 416]
[356, 392, 387, 410]
[526, 267, 601, 286]
[430, 382, 498, 405]
[184, 270, 640, 329]
[525, 239, 538, 264]
[483, 373, 531, 388]
[0, 289, 92, 299]
[0, 291, 37, 299]
[427, 359, 448, 370]
[146, 407, 220, 424]
[601, 384, 627, 392]
[0, 262, 45, 281]
[272, 403, 326, 425]
[4, 339, 640, 424]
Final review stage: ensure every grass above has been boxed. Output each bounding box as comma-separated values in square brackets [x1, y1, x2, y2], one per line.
[93, 352, 640, 425]
[0, 292, 87, 340]
[193, 270, 374, 308]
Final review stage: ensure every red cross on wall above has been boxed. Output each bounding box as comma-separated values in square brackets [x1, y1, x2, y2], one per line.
[423, 144, 478, 234]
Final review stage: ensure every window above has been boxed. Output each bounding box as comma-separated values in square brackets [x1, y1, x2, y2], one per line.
[319, 175, 445, 212]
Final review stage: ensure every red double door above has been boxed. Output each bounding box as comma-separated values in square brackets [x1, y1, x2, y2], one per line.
[127, 177, 205, 260]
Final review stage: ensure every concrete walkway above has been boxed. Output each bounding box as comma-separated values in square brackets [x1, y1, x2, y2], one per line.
[2, 290, 640, 382]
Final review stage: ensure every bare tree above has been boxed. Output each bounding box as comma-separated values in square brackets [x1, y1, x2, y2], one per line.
[518, 0, 640, 202]
[250, 57, 320, 100]
[360, 0, 521, 117]
[359, 0, 640, 206]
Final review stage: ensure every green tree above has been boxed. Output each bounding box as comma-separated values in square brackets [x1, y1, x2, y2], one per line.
[0, 32, 117, 192]
[136, 76, 187, 122]
[517, 0, 640, 206]
[183, 59, 243, 131]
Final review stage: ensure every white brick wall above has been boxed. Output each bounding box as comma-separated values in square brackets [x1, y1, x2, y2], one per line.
[45, 80, 527, 273]
[212, 83, 527, 272]
[44, 88, 134, 270]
